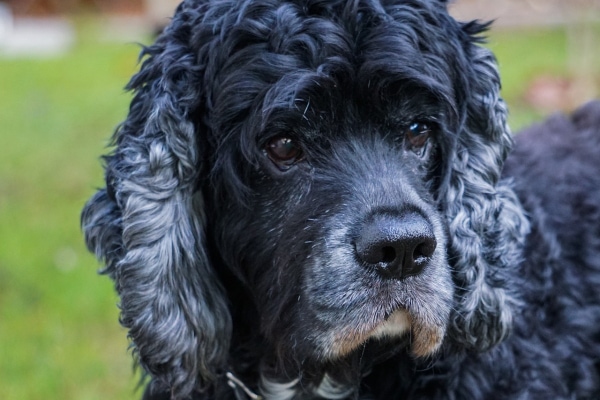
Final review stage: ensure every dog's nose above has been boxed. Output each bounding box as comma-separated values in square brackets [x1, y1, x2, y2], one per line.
[354, 212, 436, 279]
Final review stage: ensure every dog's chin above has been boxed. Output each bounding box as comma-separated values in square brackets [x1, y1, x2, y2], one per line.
[318, 309, 445, 361]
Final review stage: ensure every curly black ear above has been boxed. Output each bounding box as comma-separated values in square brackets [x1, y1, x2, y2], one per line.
[81, 3, 231, 397]
[442, 22, 530, 351]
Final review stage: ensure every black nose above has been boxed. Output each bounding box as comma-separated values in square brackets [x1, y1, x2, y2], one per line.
[354, 212, 436, 279]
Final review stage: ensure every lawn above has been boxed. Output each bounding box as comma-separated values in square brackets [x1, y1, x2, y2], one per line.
[0, 17, 590, 399]
[0, 19, 143, 399]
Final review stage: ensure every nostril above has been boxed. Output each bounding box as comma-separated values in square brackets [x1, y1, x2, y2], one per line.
[354, 211, 436, 279]
[381, 246, 397, 264]
[402, 236, 437, 278]
[415, 239, 436, 259]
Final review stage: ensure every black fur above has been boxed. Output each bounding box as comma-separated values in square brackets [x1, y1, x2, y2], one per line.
[81, 0, 600, 398]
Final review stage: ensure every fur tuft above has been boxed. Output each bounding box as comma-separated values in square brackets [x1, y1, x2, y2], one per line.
[442, 41, 529, 350]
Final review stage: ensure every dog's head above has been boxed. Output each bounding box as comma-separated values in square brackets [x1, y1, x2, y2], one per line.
[82, 0, 528, 397]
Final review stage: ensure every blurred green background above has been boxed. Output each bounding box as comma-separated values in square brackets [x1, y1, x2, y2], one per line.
[0, 1, 598, 399]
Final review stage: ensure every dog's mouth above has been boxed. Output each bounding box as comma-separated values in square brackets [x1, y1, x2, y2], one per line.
[319, 307, 446, 360]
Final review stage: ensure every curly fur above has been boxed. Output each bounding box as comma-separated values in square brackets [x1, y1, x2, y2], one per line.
[81, 0, 600, 398]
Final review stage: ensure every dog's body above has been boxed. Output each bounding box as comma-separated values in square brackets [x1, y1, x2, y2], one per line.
[82, 0, 600, 398]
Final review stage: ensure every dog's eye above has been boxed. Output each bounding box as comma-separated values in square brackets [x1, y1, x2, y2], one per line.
[265, 136, 304, 169]
[405, 121, 432, 150]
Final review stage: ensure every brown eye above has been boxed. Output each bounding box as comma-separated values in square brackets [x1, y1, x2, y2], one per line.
[265, 136, 304, 169]
[405, 121, 432, 149]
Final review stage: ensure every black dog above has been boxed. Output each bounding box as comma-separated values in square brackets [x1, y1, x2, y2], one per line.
[82, 0, 600, 398]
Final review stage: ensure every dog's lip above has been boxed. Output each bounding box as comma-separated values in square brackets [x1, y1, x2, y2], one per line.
[371, 308, 446, 357]
[324, 308, 411, 359]
[323, 301, 447, 360]
[383, 307, 403, 320]
[370, 309, 412, 340]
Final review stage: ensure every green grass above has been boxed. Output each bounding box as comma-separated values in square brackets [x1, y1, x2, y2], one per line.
[488, 26, 570, 130]
[488, 22, 599, 130]
[0, 18, 588, 399]
[0, 19, 144, 399]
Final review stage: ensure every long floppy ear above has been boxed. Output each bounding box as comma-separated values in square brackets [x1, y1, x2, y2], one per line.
[442, 22, 530, 351]
[81, 4, 231, 397]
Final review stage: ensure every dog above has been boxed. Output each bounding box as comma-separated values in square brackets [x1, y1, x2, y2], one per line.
[81, 0, 600, 398]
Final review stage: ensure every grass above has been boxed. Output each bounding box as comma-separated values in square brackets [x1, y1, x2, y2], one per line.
[489, 21, 599, 130]
[489, 26, 570, 130]
[0, 18, 143, 399]
[0, 18, 591, 399]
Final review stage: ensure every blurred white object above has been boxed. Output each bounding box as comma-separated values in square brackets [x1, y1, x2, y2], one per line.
[0, 5, 74, 58]
[145, 0, 179, 25]
[0, 2, 13, 45]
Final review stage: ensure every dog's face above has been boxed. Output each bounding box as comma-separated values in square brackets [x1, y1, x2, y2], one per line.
[82, 0, 529, 396]
[209, 81, 454, 363]
[201, 1, 464, 365]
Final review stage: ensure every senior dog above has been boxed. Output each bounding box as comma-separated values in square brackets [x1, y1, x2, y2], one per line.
[82, 0, 600, 398]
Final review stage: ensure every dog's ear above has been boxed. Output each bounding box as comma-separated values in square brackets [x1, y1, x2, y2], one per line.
[81, 4, 231, 397]
[441, 22, 530, 351]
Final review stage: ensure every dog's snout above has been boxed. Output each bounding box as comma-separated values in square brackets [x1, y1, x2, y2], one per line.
[354, 212, 436, 279]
